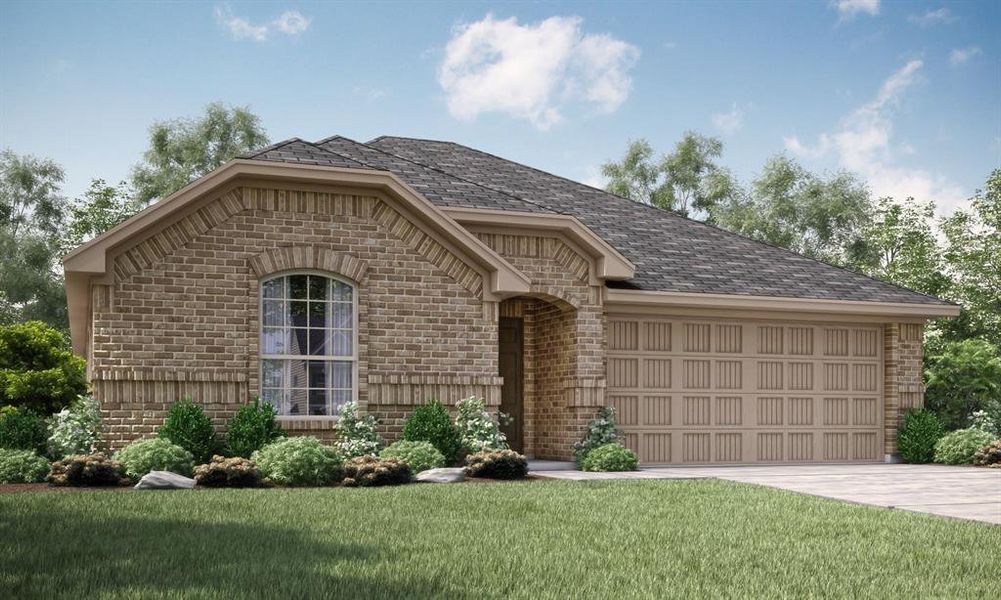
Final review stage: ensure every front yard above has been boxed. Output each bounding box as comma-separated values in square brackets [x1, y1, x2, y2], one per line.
[1, 480, 998, 598]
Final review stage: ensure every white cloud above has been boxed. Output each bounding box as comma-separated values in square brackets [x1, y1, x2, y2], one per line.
[712, 103, 745, 136]
[949, 46, 982, 66]
[437, 14, 639, 130]
[831, 0, 880, 20]
[907, 8, 955, 27]
[786, 60, 967, 214]
[214, 5, 311, 42]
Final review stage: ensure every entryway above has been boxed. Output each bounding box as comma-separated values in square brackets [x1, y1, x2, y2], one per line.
[498, 316, 524, 452]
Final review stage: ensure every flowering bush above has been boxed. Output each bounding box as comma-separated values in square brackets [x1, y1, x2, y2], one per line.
[0, 449, 50, 483]
[380, 440, 445, 474]
[225, 398, 285, 458]
[342, 455, 411, 487]
[252, 436, 343, 486]
[194, 455, 263, 487]
[464, 449, 527, 479]
[48, 452, 124, 486]
[401, 401, 462, 464]
[969, 409, 999, 436]
[580, 443, 638, 472]
[114, 438, 195, 479]
[158, 397, 218, 463]
[454, 396, 506, 453]
[0, 407, 48, 453]
[47, 395, 102, 458]
[573, 406, 621, 466]
[335, 401, 383, 458]
[933, 428, 994, 465]
[973, 439, 1001, 467]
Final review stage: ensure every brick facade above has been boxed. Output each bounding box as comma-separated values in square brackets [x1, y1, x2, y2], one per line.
[883, 322, 925, 457]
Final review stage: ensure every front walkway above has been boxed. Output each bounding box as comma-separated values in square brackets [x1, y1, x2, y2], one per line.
[533, 463, 1001, 525]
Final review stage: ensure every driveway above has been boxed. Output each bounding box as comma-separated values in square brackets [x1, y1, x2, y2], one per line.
[535, 463, 1001, 525]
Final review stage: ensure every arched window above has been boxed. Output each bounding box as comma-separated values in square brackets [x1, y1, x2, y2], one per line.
[260, 273, 356, 417]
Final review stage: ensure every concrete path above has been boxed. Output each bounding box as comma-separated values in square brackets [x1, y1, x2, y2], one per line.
[534, 463, 1001, 525]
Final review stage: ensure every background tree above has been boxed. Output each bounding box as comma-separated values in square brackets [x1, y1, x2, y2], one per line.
[600, 139, 668, 207]
[130, 102, 269, 205]
[0, 150, 69, 327]
[62, 179, 143, 252]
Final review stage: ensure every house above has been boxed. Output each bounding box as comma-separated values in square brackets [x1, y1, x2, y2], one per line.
[62, 136, 959, 463]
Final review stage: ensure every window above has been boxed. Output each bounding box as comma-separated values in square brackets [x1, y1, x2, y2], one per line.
[260, 273, 355, 417]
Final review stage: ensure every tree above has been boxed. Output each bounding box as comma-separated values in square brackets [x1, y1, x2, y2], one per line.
[924, 338, 1001, 431]
[63, 179, 143, 252]
[130, 102, 268, 205]
[0, 150, 68, 328]
[715, 155, 873, 267]
[940, 169, 1001, 347]
[601, 132, 741, 220]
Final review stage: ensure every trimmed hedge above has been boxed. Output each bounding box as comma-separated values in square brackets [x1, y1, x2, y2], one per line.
[580, 443, 638, 472]
[401, 401, 461, 464]
[114, 438, 195, 479]
[897, 409, 944, 464]
[0, 407, 48, 454]
[0, 449, 50, 483]
[380, 440, 445, 474]
[252, 437, 343, 486]
[158, 398, 218, 463]
[225, 399, 284, 458]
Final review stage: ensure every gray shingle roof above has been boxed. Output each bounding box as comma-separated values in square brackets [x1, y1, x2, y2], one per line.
[239, 134, 951, 306]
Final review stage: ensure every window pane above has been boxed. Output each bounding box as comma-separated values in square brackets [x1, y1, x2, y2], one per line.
[289, 329, 308, 355]
[331, 361, 352, 389]
[289, 275, 308, 300]
[262, 300, 285, 327]
[262, 278, 284, 299]
[332, 281, 352, 302]
[261, 389, 283, 413]
[287, 359, 308, 389]
[331, 330, 353, 356]
[262, 328, 286, 354]
[331, 302, 352, 329]
[308, 389, 328, 416]
[308, 328, 327, 355]
[288, 388, 306, 415]
[289, 301, 309, 328]
[307, 361, 327, 389]
[332, 389, 352, 414]
[262, 360, 284, 388]
[308, 276, 327, 301]
[308, 301, 326, 327]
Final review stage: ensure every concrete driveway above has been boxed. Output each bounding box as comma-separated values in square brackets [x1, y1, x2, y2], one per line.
[535, 463, 1001, 525]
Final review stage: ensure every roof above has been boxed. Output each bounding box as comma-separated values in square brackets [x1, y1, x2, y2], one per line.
[234, 134, 952, 307]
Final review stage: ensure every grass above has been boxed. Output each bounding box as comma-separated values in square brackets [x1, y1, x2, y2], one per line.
[1, 480, 998, 599]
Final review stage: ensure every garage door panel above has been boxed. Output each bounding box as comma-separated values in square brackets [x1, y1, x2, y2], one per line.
[608, 316, 883, 464]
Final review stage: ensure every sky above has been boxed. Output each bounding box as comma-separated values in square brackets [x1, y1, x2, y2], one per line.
[1, 0, 998, 216]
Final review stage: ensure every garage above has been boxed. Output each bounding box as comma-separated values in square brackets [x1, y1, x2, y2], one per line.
[606, 315, 884, 464]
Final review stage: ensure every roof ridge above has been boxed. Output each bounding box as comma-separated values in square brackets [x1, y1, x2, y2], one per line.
[295, 138, 372, 169]
[321, 136, 561, 216]
[238, 137, 303, 159]
[382, 137, 953, 306]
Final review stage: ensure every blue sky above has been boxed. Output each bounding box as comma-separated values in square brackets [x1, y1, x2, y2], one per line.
[1, 1, 998, 214]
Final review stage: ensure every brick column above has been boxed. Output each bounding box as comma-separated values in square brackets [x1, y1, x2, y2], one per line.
[883, 323, 925, 459]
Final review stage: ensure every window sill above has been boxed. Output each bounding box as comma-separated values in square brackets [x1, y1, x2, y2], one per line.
[276, 416, 339, 429]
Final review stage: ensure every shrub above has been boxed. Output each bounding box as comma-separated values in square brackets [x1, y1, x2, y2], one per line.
[252, 436, 343, 486]
[47, 395, 102, 458]
[933, 428, 994, 465]
[194, 455, 263, 487]
[335, 401, 383, 458]
[454, 396, 507, 453]
[0, 321, 88, 415]
[464, 449, 527, 479]
[969, 408, 1000, 437]
[573, 406, 621, 466]
[924, 339, 1001, 430]
[342, 455, 412, 487]
[0, 407, 48, 453]
[158, 397, 217, 463]
[225, 399, 285, 458]
[897, 409, 945, 464]
[0, 449, 50, 483]
[973, 439, 1001, 467]
[47, 452, 124, 486]
[380, 440, 445, 474]
[580, 443, 639, 472]
[114, 438, 195, 480]
[401, 401, 462, 464]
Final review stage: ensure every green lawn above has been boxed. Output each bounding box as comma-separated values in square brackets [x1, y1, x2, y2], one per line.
[1, 480, 998, 599]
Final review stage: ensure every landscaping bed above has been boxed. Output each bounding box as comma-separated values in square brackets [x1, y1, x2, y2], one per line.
[1, 479, 998, 598]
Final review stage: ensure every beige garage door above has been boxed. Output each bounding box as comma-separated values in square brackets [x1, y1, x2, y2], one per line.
[606, 315, 884, 464]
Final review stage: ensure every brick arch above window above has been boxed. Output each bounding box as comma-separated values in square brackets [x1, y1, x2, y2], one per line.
[248, 246, 369, 283]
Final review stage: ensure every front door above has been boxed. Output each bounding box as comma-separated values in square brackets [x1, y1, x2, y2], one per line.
[498, 317, 524, 453]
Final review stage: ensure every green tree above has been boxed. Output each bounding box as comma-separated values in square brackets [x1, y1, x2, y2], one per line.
[601, 132, 741, 220]
[63, 179, 143, 251]
[940, 169, 1001, 347]
[0, 150, 68, 328]
[716, 155, 873, 266]
[924, 338, 1001, 431]
[130, 102, 268, 205]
